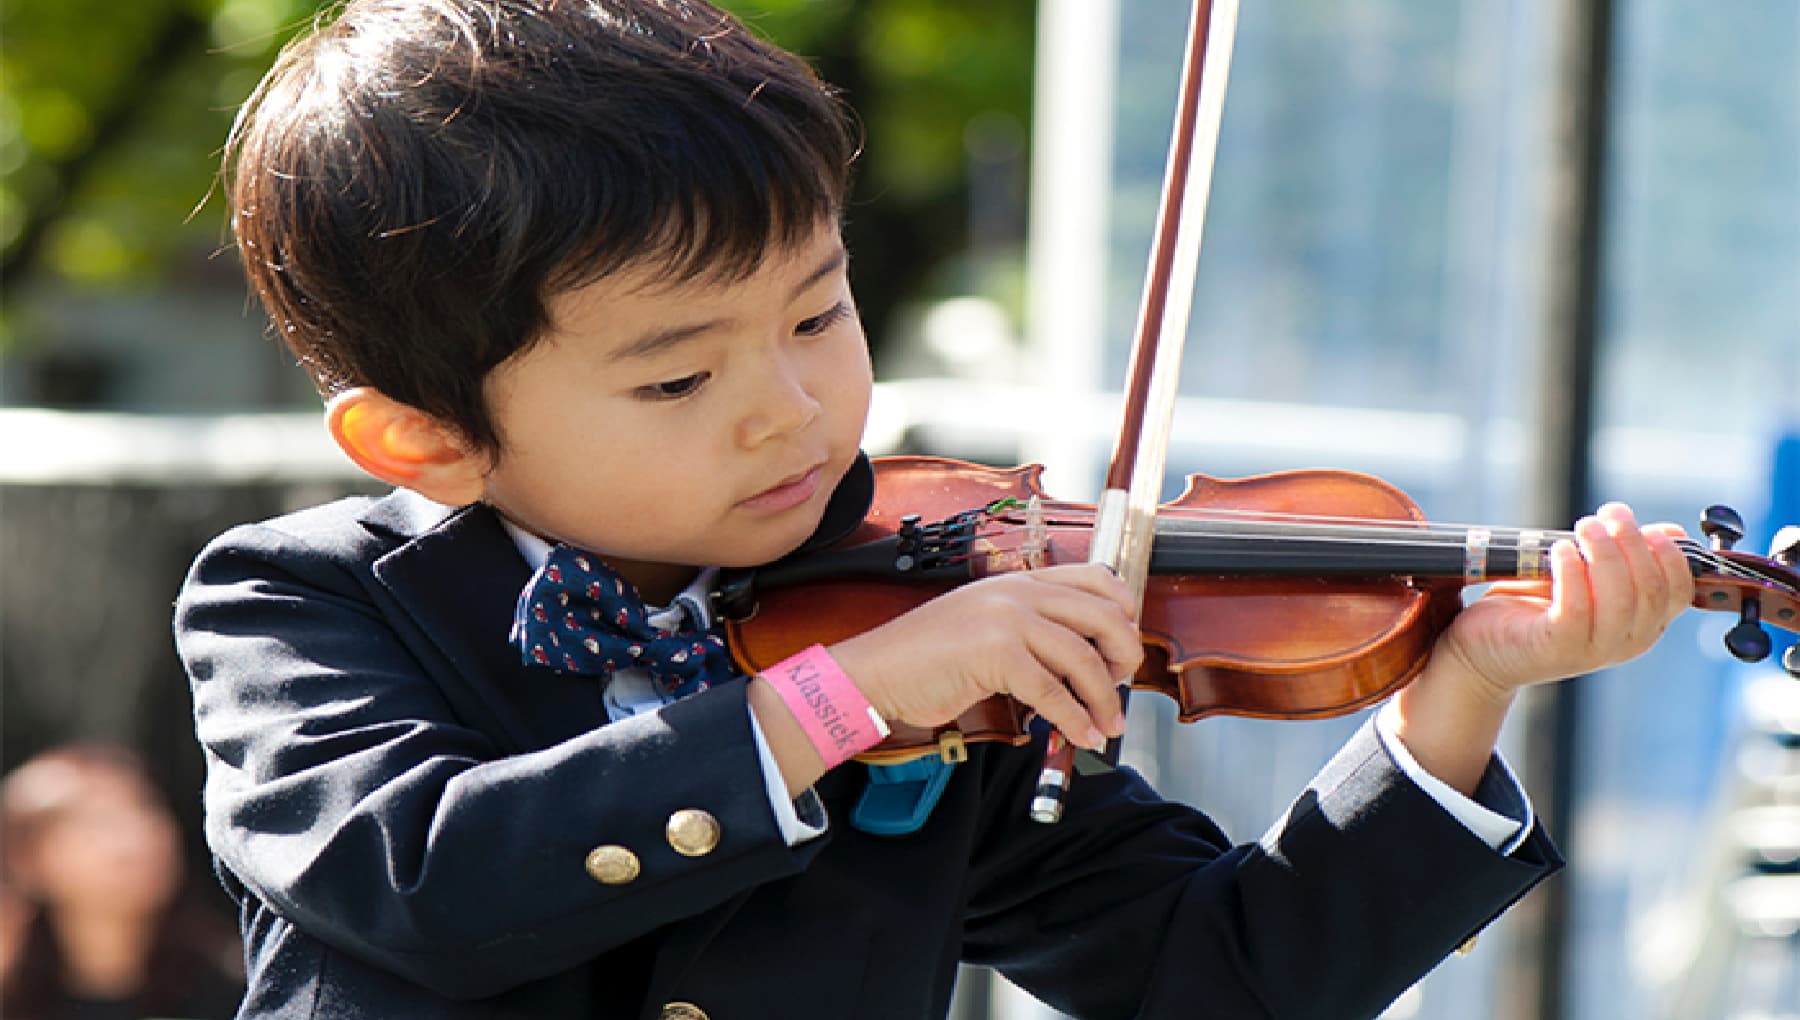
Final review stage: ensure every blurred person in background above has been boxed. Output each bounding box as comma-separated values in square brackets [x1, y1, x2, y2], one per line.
[0, 744, 244, 1020]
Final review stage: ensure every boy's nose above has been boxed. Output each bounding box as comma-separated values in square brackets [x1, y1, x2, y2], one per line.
[736, 364, 821, 448]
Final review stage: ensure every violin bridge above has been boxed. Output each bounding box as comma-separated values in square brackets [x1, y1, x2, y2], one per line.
[975, 495, 1050, 574]
[1022, 495, 1048, 570]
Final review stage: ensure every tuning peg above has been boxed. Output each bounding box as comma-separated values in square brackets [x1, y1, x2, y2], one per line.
[1771, 525, 1800, 567]
[1725, 595, 1773, 663]
[1702, 505, 1747, 551]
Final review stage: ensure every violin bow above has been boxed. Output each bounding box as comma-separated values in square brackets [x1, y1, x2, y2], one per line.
[1031, 0, 1241, 823]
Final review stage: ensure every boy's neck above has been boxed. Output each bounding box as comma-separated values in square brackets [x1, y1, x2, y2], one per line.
[602, 557, 701, 607]
[497, 508, 699, 605]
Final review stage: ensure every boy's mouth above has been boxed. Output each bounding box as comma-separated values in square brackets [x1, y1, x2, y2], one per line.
[738, 463, 826, 513]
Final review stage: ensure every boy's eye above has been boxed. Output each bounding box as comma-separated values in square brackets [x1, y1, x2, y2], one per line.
[796, 301, 853, 337]
[641, 372, 710, 400]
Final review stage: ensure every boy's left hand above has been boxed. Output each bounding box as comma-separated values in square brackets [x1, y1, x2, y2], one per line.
[1434, 502, 1695, 702]
[1391, 503, 1694, 795]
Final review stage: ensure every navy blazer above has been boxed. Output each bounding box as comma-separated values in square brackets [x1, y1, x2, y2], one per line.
[174, 483, 1560, 1020]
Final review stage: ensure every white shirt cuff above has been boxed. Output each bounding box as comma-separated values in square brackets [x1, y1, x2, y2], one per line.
[750, 709, 827, 846]
[1374, 701, 1531, 854]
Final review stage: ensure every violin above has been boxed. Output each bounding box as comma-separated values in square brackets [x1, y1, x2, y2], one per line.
[717, 455, 1800, 767]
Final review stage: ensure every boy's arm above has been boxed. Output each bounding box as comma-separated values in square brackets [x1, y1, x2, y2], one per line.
[177, 521, 823, 1000]
[957, 719, 1558, 1020]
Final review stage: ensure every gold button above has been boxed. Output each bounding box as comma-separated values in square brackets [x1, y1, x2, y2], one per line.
[1455, 934, 1479, 956]
[665, 809, 722, 857]
[584, 845, 640, 885]
[659, 1003, 709, 1020]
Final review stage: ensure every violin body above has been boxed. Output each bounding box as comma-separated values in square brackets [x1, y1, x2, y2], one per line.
[723, 456, 1462, 761]
[723, 456, 1800, 765]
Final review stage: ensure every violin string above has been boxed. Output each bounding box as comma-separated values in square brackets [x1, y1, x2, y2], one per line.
[1014, 500, 1532, 535]
[1000, 507, 1769, 580]
[970, 498, 1779, 583]
[967, 514, 1788, 589]
[1681, 545, 1800, 588]
[1011, 501, 1798, 570]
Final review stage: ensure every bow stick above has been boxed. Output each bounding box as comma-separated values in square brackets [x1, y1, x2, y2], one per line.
[1030, 0, 1241, 823]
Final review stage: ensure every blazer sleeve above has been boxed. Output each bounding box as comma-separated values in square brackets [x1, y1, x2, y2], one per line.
[174, 520, 823, 1000]
[959, 723, 1561, 1020]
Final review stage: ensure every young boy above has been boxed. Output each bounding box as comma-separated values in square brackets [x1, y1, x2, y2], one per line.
[174, 1, 1695, 1017]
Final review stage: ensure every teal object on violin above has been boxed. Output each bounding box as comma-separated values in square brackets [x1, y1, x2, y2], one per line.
[852, 756, 958, 836]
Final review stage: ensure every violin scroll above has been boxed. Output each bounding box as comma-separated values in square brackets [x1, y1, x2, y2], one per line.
[1693, 507, 1800, 678]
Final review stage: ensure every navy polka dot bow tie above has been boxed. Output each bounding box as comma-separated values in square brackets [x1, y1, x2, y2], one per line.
[510, 544, 736, 698]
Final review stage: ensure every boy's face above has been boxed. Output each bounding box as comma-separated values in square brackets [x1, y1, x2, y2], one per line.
[478, 222, 872, 601]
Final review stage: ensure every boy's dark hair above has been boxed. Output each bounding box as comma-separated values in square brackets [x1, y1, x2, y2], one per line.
[228, 0, 857, 455]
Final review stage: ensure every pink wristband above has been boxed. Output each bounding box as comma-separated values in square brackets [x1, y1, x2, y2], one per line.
[763, 644, 890, 770]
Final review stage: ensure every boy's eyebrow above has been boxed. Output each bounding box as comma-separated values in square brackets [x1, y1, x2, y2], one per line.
[608, 245, 848, 363]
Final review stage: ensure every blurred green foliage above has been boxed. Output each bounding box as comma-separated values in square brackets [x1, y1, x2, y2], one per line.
[2, 0, 296, 287]
[0, 0, 1035, 348]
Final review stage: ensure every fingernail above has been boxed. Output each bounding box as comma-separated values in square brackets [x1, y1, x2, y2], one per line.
[1085, 726, 1106, 750]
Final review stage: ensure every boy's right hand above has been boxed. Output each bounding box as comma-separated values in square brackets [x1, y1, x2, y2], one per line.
[826, 563, 1144, 752]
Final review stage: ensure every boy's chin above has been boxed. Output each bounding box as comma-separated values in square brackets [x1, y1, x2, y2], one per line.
[726, 515, 829, 569]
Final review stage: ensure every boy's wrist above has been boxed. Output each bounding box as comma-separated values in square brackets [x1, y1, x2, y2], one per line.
[1390, 649, 1518, 797]
[747, 678, 826, 798]
[758, 645, 889, 772]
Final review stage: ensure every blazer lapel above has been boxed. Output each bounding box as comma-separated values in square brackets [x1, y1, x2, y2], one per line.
[363, 493, 608, 753]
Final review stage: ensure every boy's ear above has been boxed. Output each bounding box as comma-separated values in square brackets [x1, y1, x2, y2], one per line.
[326, 388, 488, 506]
